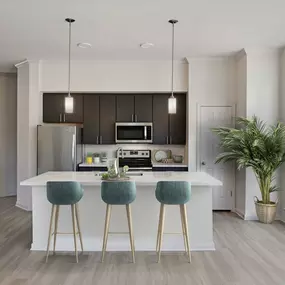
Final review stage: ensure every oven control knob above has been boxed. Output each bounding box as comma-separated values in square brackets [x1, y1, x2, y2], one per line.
[123, 152, 126, 156]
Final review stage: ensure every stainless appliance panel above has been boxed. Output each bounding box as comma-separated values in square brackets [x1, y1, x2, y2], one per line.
[37, 125, 81, 174]
[115, 122, 153, 143]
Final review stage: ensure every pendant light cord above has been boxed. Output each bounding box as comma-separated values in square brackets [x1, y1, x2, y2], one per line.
[68, 21, 71, 97]
[171, 22, 174, 98]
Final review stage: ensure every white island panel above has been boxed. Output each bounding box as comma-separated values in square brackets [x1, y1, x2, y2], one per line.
[21, 171, 222, 252]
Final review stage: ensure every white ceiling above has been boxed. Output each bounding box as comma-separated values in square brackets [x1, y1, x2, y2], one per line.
[1, 0, 285, 71]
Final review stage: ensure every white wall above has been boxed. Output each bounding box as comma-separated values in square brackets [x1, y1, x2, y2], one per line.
[235, 51, 247, 216]
[186, 57, 236, 172]
[41, 60, 188, 92]
[16, 61, 40, 210]
[244, 49, 280, 220]
[0, 73, 17, 197]
[280, 49, 285, 222]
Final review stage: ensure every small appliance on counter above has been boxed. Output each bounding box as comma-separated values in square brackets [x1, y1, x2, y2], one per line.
[100, 152, 108, 163]
[117, 149, 152, 171]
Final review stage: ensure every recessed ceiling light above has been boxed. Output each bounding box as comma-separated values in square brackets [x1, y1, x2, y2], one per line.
[140, 42, 154, 49]
[77, 42, 92, 49]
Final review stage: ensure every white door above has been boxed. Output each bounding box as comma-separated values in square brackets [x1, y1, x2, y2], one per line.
[199, 106, 235, 210]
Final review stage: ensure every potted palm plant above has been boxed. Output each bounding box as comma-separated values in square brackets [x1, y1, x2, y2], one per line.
[212, 116, 285, 223]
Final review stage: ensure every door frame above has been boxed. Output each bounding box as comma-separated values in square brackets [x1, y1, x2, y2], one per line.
[196, 103, 236, 211]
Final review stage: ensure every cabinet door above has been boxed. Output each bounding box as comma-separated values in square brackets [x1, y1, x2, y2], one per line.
[64, 94, 83, 123]
[116, 95, 135, 122]
[100, 95, 116, 144]
[134, 95, 153, 122]
[153, 94, 169, 144]
[43, 93, 64, 123]
[169, 93, 187, 145]
[83, 95, 100, 144]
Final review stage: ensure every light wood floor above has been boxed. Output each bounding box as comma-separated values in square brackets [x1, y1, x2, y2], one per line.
[1, 197, 285, 285]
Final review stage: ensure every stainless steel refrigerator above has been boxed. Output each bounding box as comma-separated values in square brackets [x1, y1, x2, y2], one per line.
[37, 125, 83, 174]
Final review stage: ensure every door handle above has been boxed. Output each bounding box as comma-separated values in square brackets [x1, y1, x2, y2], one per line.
[59, 114, 62, 122]
[201, 161, 206, 166]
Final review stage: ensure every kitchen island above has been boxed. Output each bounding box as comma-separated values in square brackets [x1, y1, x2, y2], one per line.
[21, 171, 222, 252]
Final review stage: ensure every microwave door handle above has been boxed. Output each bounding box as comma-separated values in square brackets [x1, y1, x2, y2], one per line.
[144, 126, 147, 140]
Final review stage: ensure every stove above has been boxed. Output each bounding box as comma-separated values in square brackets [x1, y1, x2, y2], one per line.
[117, 149, 152, 171]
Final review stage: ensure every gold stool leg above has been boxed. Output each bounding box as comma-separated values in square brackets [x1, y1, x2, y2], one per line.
[53, 205, 60, 255]
[157, 204, 165, 263]
[126, 204, 135, 263]
[101, 204, 112, 263]
[71, 204, 78, 263]
[46, 205, 55, 263]
[156, 205, 163, 252]
[182, 204, 191, 263]
[75, 204, 84, 252]
[179, 205, 187, 255]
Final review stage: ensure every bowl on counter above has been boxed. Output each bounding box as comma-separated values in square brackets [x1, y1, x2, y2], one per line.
[172, 155, 184, 163]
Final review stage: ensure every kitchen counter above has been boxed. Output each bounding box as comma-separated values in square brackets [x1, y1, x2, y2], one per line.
[78, 162, 107, 167]
[21, 171, 221, 252]
[152, 162, 188, 167]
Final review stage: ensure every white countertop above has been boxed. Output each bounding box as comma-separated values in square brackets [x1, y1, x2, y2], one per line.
[20, 171, 222, 187]
[79, 162, 188, 168]
[152, 163, 188, 167]
[79, 163, 107, 167]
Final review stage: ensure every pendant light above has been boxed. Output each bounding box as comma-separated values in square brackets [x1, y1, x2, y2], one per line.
[64, 18, 75, 114]
[168, 19, 178, 114]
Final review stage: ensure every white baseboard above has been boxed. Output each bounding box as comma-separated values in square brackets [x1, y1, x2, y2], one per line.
[16, 202, 30, 211]
[233, 208, 245, 219]
[31, 236, 215, 252]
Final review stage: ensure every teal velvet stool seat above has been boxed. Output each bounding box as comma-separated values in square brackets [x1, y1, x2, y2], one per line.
[46, 181, 84, 263]
[155, 181, 191, 263]
[101, 181, 136, 263]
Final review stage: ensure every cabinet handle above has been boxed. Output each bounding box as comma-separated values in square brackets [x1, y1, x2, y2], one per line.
[63, 114, 66, 122]
[166, 136, 168, 144]
[135, 114, 138, 122]
[100, 136, 102, 144]
[170, 136, 172, 144]
[96, 136, 99, 144]
[59, 114, 62, 122]
[131, 114, 134, 122]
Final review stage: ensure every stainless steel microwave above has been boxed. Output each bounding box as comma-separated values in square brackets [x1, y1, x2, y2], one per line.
[115, 122, 153, 143]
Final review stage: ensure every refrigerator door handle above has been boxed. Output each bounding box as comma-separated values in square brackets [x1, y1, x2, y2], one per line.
[72, 133, 76, 170]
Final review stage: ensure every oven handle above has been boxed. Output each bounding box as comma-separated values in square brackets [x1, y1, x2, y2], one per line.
[144, 126, 147, 140]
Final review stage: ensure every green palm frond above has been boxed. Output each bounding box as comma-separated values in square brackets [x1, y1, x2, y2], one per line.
[212, 116, 285, 204]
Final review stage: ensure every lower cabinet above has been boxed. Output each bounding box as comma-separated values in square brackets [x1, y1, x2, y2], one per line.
[77, 166, 107, 172]
[152, 167, 188, 172]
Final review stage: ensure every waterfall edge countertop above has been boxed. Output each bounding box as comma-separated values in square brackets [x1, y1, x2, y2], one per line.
[20, 171, 222, 187]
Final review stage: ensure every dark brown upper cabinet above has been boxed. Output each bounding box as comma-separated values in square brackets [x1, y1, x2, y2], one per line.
[116, 95, 135, 122]
[83, 95, 100, 144]
[43, 93, 83, 123]
[134, 95, 153, 122]
[83, 95, 116, 145]
[153, 94, 169, 144]
[99, 95, 116, 144]
[169, 93, 187, 145]
[116, 94, 153, 122]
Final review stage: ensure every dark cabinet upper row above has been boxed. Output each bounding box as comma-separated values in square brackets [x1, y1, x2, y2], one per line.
[43, 93, 186, 145]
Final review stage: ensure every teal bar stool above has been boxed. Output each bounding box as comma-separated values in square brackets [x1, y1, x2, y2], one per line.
[46, 181, 84, 263]
[155, 181, 191, 263]
[101, 181, 136, 263]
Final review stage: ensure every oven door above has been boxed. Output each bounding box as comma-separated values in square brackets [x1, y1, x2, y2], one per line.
[116, 123, 153, 143]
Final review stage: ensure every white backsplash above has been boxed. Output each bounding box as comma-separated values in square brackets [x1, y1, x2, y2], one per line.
[83, 144, 187, 163]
